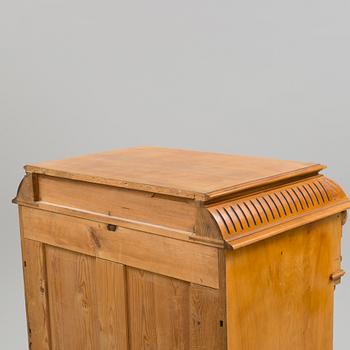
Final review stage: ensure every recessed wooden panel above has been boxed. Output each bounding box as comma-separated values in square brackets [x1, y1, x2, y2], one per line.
[46, 246, 98, 350]
[127, 267, 190, 349]
[21, 207, 219, 288]
[96, 259, 129, 350]
[45, 246, 129, 350]
[226, 215, 342, 350]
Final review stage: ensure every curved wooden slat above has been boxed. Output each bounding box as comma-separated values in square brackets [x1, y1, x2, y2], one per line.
[207, 176, 350, 248]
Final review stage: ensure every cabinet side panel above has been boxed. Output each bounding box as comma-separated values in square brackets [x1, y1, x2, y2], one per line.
[21, 238, 51, 350]
[45, 246, 98, 350]
[226, 215, 342, 350]
[96, 259, 129, 350]
[126, 267, 190, 350]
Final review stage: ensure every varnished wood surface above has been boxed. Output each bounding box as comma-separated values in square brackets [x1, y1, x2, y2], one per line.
[25, 147, 324, 200]
[46, 246, 98, 350]
[190, 250, 227, 349]
[21, 206, 220, 288]
[22, 242, 226, 350]
[37, 175, 197, 232]
[14, 147, 349, 350]
[96, 259, 129, 350]
[127, 268, 190, 349]
[208, 175, 350, 248]
[21, 238, 51, 350]
[226, 215, 342, 350]
[15, 174, 224, 247]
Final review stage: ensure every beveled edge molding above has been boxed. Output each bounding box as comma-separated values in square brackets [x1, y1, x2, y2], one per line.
[12, 173, 38, 204]
[207, 175, 350, 249]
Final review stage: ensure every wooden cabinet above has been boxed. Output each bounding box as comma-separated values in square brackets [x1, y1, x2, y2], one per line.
[14, 147, 349, 350]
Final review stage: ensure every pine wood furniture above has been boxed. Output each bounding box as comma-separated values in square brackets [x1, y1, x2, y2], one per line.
[14, 147, 350, 350]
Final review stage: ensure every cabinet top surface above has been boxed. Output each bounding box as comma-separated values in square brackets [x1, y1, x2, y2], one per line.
[25, 147, 324, 200]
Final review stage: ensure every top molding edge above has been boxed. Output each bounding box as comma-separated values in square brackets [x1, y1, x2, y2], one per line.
[207, 175, 350, 249]
[24, 163, 325, 202]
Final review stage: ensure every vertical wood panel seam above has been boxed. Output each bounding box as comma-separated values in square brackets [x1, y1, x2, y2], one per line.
[124, 266, 131, 350]
[43, 244, 53, 350]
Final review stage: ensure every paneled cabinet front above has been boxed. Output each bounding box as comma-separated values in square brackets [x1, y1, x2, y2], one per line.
[19, 207, 226, 350]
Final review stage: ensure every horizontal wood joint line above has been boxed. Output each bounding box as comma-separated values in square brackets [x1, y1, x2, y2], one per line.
[20, 207, 220, 289]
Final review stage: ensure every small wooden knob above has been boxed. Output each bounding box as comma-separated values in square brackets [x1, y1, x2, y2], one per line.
[330, 269, 346, 285]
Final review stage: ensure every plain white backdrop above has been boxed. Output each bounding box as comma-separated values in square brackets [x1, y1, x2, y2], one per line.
[1, 1, 349, 348]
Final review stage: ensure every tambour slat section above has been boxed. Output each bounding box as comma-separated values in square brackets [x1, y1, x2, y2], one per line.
[207, 176, 349, 245]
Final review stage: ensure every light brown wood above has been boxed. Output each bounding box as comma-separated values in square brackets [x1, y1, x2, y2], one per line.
[208, 175, 350, 248]
[190, 250, 227, 350]
[16, 199, 224, 249]
[13, 173, 38, 204]
[96, 259, 129, 350]
[226, 215, 342, 350]
[46, 246, 98, 350]
[21, 238, 51, 350]
[14, 147, 349, 350]
[45, 246, 129, 350]
[37, 175, 197, 232]
[127, 267, 190, 349]
[25, 147, 324, 200]
[21, 206, 220, 288]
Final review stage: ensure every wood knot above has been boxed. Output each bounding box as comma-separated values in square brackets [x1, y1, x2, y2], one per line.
[88, 227, 101, 248]
[107, 224, 117, 232]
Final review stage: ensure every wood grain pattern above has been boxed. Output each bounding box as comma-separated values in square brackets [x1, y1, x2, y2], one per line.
[95, 259, 129, 350]
[190, 250, 227, 350]
[127, 267, 190, 350]
[21, 207, 219, 288]
[226, 215, 342, 350]
[38, 175, 197, 232]
[45, 247, 129, 350]
[24, 147, 324, 200]
[21, 238, 51, 350]
[46, 246, 98, 350]
[13, 174, 37, 204]
[208, 175, 350, 248]
[14, 147, 349, 350]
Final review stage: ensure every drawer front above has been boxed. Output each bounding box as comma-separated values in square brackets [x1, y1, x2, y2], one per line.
[20, 206, 219, 289]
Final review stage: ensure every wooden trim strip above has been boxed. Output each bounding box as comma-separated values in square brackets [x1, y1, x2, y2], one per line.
[205, 165, 325, 200]
[16, 200, 224, 249]
[228, 201, 350, 249]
